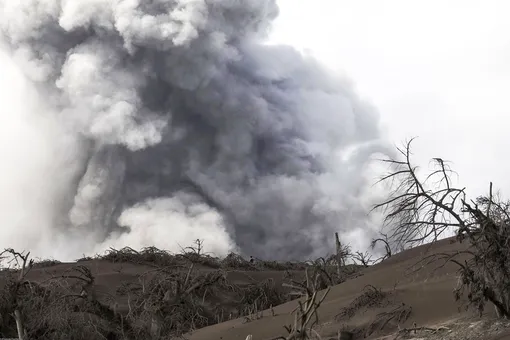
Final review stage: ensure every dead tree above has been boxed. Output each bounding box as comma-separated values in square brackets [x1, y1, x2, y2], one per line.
[374, 138, 510, 319]
[373, 138, 468, 248]
[0, 249, 33, 339]
[335, 232, 344, 270]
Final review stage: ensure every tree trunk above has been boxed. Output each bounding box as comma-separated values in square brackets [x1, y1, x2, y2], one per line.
[14, 309, 25, 340]
[335, 232, 343, 277]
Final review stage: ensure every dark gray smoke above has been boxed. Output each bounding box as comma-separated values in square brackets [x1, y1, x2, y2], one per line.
[0, 0, 388, 260]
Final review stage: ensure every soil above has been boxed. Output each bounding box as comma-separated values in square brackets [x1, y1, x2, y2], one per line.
[1, 236, 505, 340]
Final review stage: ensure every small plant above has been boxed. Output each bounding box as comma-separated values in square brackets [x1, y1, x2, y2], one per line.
[242, 301, 264, 323]
[350, 251, 374, 267]
[273, 268, 330, 339]
[370, 233, 393, 262]
[336, 285, 388, 320]
[364, 303, 412, 338]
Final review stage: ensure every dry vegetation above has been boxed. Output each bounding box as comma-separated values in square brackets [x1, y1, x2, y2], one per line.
[0, 236, 366, 340]
[269, 269, 332, 340]
[335, 285, 389, 320]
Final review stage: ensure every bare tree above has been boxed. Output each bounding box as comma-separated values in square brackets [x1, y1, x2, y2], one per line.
[374, 138, 510, 319]
[373, 138, 468, 249]
[0, 248, 33, 340]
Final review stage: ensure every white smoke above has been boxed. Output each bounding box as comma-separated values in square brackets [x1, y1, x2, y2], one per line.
[0, 48, 84, 257]
[0, 0, 390, 261]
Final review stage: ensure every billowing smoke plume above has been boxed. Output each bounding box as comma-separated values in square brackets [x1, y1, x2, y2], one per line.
[0, 0, 389, 260]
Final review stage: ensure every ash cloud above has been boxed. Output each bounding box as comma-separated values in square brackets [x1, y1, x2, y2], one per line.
[0, 0, 389, 260]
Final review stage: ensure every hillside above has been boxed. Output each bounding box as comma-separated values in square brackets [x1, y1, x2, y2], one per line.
[188, 237, 510, 340]
[0, 237, 508, 339]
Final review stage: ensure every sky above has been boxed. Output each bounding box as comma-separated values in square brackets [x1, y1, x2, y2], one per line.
[271, 0, 510, 199]
[0, 0, 509, 259]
